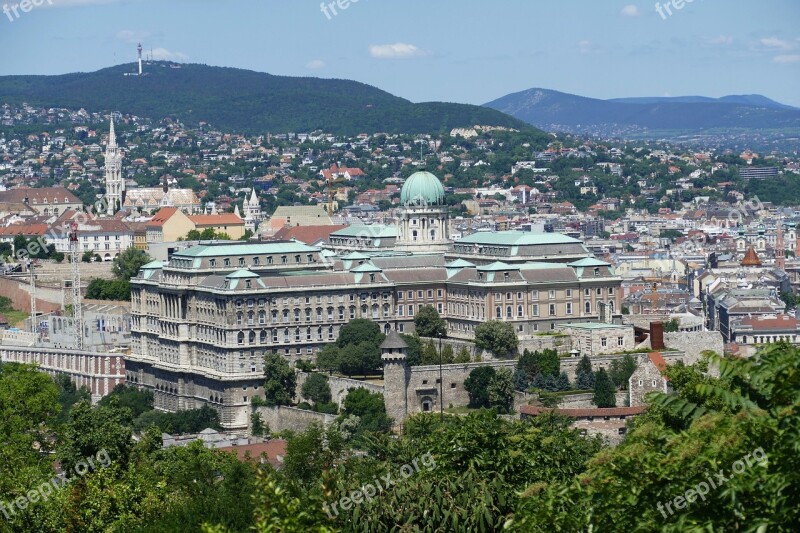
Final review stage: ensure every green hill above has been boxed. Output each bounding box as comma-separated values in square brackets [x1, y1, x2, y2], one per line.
[0, 62, 531, 135]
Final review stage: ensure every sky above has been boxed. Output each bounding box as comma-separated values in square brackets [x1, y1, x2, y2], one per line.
[1, 0, 799, 106]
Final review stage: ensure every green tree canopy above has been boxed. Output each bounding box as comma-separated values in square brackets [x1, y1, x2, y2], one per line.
[413, 305, 446, 338]
[592, 368, 616, 408]
[112, 247, 152, 280]
[262, 353, 297, 406]
[301, 373, 332, 405]
[475, 320, 518, 357]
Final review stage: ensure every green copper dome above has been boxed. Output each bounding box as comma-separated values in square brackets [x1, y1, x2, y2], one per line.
[400, 170, 445, 206]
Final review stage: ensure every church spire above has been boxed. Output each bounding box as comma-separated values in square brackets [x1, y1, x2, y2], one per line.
[108, 117, 117, 149]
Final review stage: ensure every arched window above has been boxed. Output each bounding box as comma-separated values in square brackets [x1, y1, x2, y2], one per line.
[412, 230, 418, 242]
[236, 312, 243, 325]
[259, 310, 266, 324]
[496, 306, 501, 318]
[249, 331, 256, 344]
[237, 332, 244, 345]
[260, 330, 267, 343]
[517, 305, 523, 317]
[585, 302, 591, 314]
[506, 306, 512, 318]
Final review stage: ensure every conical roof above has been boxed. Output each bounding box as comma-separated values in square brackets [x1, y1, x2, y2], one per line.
[380, 331, 408, 350]
[741, 246, 762, 267]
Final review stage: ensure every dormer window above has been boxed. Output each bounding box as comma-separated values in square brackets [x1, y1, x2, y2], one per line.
[594, 268, 600, 276]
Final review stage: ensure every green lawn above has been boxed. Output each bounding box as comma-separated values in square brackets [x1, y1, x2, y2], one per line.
[2, 310, 28, 327]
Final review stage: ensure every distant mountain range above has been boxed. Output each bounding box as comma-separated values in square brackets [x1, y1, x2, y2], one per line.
[0, 62, 531, 135]
[484, 88, 800, 136]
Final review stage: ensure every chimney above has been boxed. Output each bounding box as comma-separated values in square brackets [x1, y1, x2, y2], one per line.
[650, 321, 665, 351]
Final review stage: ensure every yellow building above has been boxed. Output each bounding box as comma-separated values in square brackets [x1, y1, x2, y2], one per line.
[187, 213, 246, 240]
[146, 207, 195, 243]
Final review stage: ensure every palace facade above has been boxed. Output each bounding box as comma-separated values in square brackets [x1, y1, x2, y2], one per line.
[126, 171, 623, 429]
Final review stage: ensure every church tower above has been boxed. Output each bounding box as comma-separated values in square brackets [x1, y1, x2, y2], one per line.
[395, 170, 450, 253]
[104, 118, 125, 215]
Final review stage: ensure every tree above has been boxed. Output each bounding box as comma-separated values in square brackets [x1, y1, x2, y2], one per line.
[338, 341, 381, 377]
[517, 349, 540, 381]
[664, 318, 680, 332]
[513, 369, 530, 391]
[99, 384, 153, 418]
[112, 247, 151, 281]
[536, 349, 560, 378]
[440, 344, 455, 364]
[514, 345, 800, 531]
[475, 320, 518, 357]
[575, 355, 595, 390]
[400, 334, 423, 366]
[85, 278, 131, 300]
[608, 353, 637, 389]
[262, 353, 296, 406]
[420, 339, 439, 365]
[315, 344, 340, 373]
[555, 371, 571, 391]
[486, 368, 514, 413]
[592, 368, 616, 407]
[464, 366, 497, 408]
[414, 305, 446, 338]
[780, 290, 798, 309]
[341, 388, 392, 434]
[337, 318, 384, 349]
[58, 400, 134, 473]
[301, 373, 332, 405]
[455, 345, 472, 363]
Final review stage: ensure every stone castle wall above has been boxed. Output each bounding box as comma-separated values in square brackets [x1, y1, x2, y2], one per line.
[254, 405, 335, 434]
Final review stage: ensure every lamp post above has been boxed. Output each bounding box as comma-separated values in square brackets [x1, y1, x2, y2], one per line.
[438, 331, 444, 421]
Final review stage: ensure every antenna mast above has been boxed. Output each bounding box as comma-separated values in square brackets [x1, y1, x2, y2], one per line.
[70, 222, 83, 349]
[29, 258, 36, 334]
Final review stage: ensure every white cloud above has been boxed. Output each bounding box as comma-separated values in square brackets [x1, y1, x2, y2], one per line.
[707, 35, 734, 46]
[578, 40, 595, 54]
[620, 5, 641, 17]
[760, 37, 796, 50]
[150, 48, 188, 61]
[116, 30, 149, 44]
[773, 54, 800, 64]
[369, 43, 429, 59]
[306, 59, 325, 70]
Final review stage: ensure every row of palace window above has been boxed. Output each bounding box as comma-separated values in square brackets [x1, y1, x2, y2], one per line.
[237, 326, 337, 345]
[233, 293, 391, 309]
[398, 289, 443, 300]
[236, 304, 392, 325]
[491, 300, 615, 319]
[209, 254, 316, 268]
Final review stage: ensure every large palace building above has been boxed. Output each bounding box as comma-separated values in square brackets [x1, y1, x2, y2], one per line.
[126, 170, 623, 429]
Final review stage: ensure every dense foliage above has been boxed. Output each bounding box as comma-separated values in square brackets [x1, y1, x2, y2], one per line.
[0, 63, 536, 135]
[474, 320, 518, 357]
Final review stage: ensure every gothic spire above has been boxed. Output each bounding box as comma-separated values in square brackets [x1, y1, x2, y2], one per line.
[108, 117, 117, 149]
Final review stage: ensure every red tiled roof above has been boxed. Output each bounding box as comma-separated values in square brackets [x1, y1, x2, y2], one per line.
[648, 351, 668, 374]
[738, 314, 800, 331]
[520, 405, 646, 418]
[146, 207, 179, 228]
[741, 246, 762, 267]
[218, 439, 287, 467]
[270, 224, 347, 244]
[0, 223, 49, 236]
